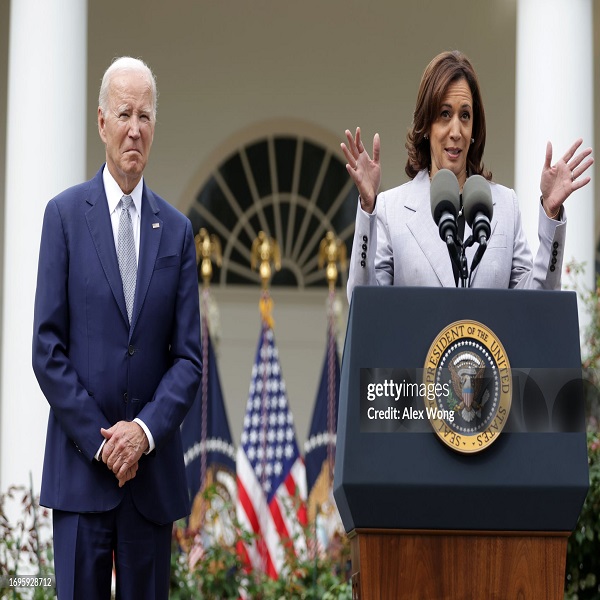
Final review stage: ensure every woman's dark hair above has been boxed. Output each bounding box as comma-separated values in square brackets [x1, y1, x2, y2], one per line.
[405, 50, 491, 181]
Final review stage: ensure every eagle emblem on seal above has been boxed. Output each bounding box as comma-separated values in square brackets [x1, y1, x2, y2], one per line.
[449, 352, 488, 422]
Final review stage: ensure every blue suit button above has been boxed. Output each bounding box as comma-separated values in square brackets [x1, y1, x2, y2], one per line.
[123, 392, 128, 403]
[128, 345, 135, 356]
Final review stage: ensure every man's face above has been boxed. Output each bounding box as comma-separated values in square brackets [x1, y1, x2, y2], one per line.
[98, 70, 155, 194]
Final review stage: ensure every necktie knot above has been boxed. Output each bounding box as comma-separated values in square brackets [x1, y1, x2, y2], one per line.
[121, 195, 133, 210]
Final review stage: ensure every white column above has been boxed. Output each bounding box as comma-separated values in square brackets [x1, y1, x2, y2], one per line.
[1, 0, 87, 493]
[515, 0, 595, 292]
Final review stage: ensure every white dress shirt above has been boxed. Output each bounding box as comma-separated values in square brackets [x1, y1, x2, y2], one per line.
[95, 166, 155, 460]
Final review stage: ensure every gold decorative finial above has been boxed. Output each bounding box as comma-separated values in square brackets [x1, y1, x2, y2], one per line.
[194, 228, 222, 287]
[318, 231, 347, 291]
[251, 231, 281, 290]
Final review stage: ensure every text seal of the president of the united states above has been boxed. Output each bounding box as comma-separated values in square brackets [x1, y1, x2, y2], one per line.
[423, 320, 512, 453]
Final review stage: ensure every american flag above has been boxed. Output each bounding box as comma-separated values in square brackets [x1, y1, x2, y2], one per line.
[236, 322, 307, 579]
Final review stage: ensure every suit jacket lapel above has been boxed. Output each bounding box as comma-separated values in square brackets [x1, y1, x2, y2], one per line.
[131, 184, 162, 333]
[85, 168, 129, 325]
[405, 171, 456, 287]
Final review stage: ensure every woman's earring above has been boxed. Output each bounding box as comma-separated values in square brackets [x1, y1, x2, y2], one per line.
[424, 134, 429, 140]
[471, 138, 475, 144]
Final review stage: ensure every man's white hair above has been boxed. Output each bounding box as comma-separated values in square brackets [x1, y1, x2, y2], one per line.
[98, 56, 157, 118]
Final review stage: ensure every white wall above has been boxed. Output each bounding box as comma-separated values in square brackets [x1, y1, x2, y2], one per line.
[86, 1, 520, 200]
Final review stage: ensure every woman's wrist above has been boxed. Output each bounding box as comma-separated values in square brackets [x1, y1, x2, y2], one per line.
[360, 194, 377, 214]
[540, 194, 560, 220]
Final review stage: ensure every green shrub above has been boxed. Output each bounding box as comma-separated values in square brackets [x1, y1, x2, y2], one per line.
[171, 484, 352, 599]
[564, 261, 600, 600]
[565, 431, 600, 600]
[0, 478, 54, 600]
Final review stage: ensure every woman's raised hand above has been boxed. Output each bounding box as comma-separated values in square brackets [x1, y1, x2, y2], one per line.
[341, 127, 381, 214]
[540, 138, 594, 219]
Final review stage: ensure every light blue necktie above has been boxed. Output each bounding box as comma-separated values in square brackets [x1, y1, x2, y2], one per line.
[117, 195, 137, 323]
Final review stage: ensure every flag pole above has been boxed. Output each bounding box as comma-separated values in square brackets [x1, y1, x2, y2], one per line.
[251, 231, 281, 574]
[194, 228, 222, 510]
[252, 231, 281, 492]
[327, 290, 335, 484]
[318, 232, 347, 485]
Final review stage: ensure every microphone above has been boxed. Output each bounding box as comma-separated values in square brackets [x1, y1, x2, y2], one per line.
[430, 169, 464, 286]
[463, 175, 493, 246]
[463, 175, 493, 282]
[430, 169, 460, 244]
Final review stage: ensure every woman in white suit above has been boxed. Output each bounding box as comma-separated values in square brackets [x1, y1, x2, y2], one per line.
[343, 50, 594, 302]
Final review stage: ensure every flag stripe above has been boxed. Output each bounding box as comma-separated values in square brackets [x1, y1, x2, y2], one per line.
[237, 477, 278, 576]
[269, 498, 291, 548]
[237, 471, 260, 536]
[237, 449, 284, 576]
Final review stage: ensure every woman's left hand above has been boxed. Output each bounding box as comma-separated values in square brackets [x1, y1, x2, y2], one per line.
[540, 138, 594, 218]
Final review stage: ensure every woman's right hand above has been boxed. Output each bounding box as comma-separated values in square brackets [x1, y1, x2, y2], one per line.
[341, 127, 381, 214]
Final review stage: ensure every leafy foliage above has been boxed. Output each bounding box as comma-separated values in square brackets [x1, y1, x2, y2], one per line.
[564, 261, 600, 600]
[565, 432, 600, 600]
[0, 480, 351, 599]
[0, 479, 55, 600]
[171, 484, 352, 599]
[2, 439, 599, 599]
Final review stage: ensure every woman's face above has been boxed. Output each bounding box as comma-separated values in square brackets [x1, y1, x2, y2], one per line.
[428, 78, 473, 189]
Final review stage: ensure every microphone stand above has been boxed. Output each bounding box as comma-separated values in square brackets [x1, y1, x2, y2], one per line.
[445, 234, 469, 288]
[460, 234, 490, 288]
[459, 239, 469, 288]
[459, 235, 474, 288]
[456, 204, 469, 288]
[468, 239, 487, 287]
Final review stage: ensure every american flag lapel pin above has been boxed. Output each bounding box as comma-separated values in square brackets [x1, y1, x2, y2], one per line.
[152, 223, 160, 229]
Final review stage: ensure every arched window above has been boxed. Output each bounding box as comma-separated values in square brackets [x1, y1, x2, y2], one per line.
[187, 133, 356, 288]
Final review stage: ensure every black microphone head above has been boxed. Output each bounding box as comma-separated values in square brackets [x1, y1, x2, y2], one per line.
[430, 169, 460, 225]
[463, 175, 493, 226]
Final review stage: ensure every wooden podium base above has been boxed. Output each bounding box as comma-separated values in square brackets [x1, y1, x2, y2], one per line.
[349, 528, 569, 600]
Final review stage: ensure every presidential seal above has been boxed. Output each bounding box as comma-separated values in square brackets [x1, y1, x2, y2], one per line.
[423, 320, 511, 453]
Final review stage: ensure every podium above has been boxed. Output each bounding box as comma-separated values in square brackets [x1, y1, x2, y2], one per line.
[333, 287, 589, 600]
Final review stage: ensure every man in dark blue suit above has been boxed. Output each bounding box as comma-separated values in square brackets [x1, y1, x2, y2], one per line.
[32, 56, 202, 599]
